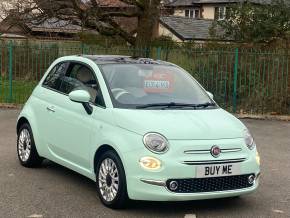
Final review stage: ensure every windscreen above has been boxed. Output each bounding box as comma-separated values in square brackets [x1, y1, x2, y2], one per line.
[100, 64, 214, 109]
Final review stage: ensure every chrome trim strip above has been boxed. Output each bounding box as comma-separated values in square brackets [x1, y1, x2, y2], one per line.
[184, 148, 242, 154]
[140, 179, 166, 186]
[184, 150, 209, 154]
[221, 148, 242, 153]
[182, 158, 246, 165]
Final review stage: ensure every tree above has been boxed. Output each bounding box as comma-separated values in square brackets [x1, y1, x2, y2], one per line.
[2, 0, 165, 48]
[0, 0, 18, 20]
[210, 0, 290, 45]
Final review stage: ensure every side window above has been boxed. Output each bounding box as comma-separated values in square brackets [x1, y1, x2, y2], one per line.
[59, 63, 105, 107]
[43, 62, 69, 90]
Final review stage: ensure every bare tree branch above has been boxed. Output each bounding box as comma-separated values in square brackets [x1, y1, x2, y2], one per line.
[119, 0, 144, 9]
[2, 0, 162, 47]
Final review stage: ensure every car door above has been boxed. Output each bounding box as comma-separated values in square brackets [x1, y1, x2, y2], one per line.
[40, 61, 104, 173]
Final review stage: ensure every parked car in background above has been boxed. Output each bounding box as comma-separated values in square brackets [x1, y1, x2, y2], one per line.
[16, 55, 260, 208]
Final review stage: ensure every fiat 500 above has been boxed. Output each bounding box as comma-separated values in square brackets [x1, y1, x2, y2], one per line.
[16, 55, 260, 208]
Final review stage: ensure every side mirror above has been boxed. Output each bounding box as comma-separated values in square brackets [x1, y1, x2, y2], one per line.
[69, 90, 93, 115]
[206, 91, 214, 99]
[69, 90, 90, 103]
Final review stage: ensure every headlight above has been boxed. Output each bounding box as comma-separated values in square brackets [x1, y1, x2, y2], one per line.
[143, 132, 169, 154]
[244, 129, 256, 150]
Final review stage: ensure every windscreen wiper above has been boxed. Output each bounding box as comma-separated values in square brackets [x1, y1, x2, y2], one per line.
[194, 102, 216, 108]
[136, 102, 216, 109]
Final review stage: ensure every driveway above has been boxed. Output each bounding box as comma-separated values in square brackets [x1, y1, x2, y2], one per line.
[0, 109, 289, 218]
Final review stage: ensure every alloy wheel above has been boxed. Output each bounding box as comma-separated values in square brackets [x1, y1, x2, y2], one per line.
[98, 158, 119, 202]
[18, 128, 31, 162]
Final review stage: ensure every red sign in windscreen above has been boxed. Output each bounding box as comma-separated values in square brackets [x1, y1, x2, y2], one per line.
[144, 71, 174, 93]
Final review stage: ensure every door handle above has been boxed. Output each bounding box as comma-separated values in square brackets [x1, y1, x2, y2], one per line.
[46, 106, 55, 113]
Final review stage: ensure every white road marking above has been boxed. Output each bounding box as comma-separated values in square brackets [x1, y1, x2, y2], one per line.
[184, 214, 197, 218]
[272, 209, 284, 214]
[27, 214, 43, 218]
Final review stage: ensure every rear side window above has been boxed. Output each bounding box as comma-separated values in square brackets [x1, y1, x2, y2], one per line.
[43, 62, 69, 90]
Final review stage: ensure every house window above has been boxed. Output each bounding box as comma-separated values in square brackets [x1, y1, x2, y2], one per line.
[185, 9, 200, 18]
[215, 7, 226, 20]
[194, 10, 200, 18]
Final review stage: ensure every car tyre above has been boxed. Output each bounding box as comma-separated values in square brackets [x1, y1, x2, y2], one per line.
[17, 123, 43, 167]
[96, 150, 129, 209]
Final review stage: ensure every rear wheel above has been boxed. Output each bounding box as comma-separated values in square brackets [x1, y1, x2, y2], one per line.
[17, 123, 43, 167]
[96, 150, 129, 209]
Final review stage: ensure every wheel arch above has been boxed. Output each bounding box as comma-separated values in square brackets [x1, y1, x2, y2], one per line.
[16, 117, 30, 134]
[93, 144, 122, 174]
[16, 110, 44, 157]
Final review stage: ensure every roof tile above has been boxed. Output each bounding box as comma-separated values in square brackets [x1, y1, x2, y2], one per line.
[97, 0, 131, 7]
[160, 16, 219, 40]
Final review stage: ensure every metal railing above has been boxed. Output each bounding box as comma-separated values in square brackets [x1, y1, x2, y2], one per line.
[0, 41, 289, 115]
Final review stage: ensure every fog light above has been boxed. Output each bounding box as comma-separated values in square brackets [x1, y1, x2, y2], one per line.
[248, 175, 255, 184]
[169, 181, 178, 191]
[256, 151, 260, 166]
[139, 157, 161, 170]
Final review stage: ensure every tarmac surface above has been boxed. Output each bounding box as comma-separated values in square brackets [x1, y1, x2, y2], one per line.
[0, 109, 289, 218]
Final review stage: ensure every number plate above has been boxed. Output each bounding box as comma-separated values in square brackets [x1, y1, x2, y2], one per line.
[196, 163, 241, 178]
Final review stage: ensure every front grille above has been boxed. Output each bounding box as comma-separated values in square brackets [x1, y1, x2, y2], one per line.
[166, 174, 254, 193]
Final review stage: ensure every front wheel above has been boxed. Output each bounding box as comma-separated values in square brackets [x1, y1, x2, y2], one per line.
[17, 123, 43, 167]
[96, 150, 129, 209]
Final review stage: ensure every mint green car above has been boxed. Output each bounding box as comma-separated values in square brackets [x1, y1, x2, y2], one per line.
[16, 55, 260, 208]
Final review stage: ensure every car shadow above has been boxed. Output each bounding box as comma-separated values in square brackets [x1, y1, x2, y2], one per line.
[125, 197, 251, 216]
[39, 160, 254, 216]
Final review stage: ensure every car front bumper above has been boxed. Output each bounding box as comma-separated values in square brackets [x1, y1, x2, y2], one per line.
[123, 138, 260, 201]
[129, 176, 259, 201]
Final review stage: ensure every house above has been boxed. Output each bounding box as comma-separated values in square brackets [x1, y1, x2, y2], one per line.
[96, 0, 138, 34]
[0, 0, 137, 40]
[165, 0, 271, 20]
[158, 0, 270, 42]
[0, 14, 83, 40]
